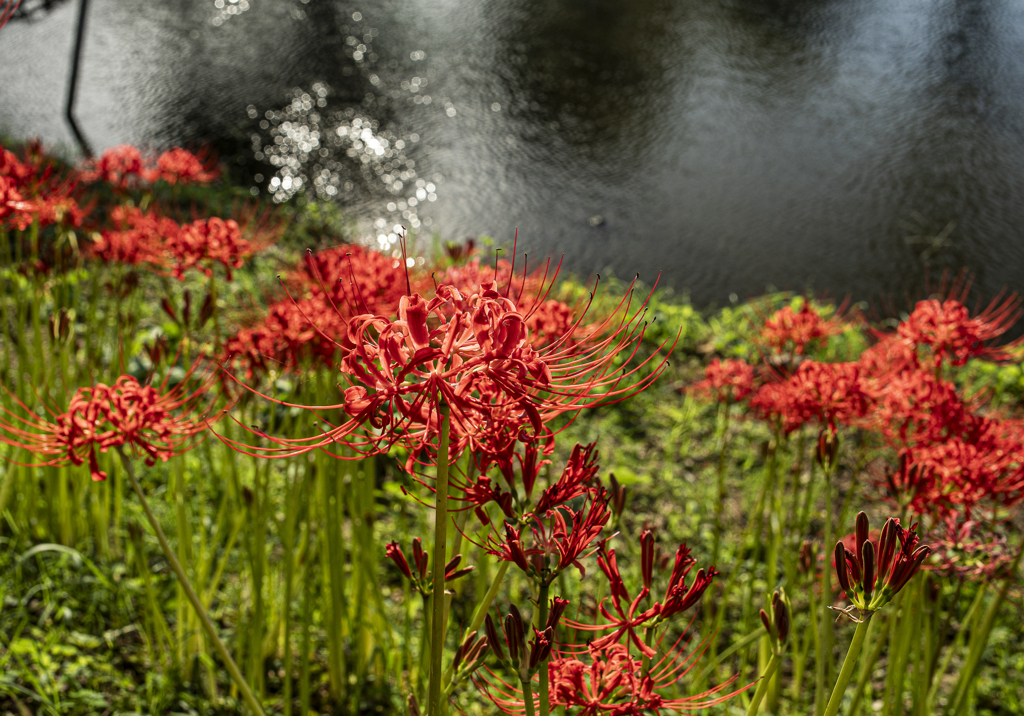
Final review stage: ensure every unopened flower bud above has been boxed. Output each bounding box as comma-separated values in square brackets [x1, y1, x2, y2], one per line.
[640, 530, 655, 589]
[386, 541, 414, 582]
[485, 613, 505, 663]
[609, 473, 627, 518]
[798, 540, 815, 576]
[816, 426, 839, 469]
[444, 554, 474, 582]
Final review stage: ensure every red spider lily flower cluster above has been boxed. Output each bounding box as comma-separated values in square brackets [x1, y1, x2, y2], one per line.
[224, 244, 417, 377]
[479, 634, 740, 715]
[833, 512, 931, 615]
[1, 142, 87, 231]
[856, 290, 1024, 515]
[749, 360, 869, 434]
[150, 147, 220, 185]
[760, 302, 848, 355]
[897, 294, 1022, 367]
[222, 267, 672, 467]
[78, 145, 148, 190]
[692, 280, 1024, 520]
[436, 255, 600, 350]
[690, 357, 756, 404]
[79, 145, 219, 190]
[926, 515, 1017, 580]
[567, 534, 716, 658]
[487, 489, 610, 579]
[90, 205, 178, 266]
[385, 537, 473, 594]
[91, 206, 279, 281]
[0, 362, 216, 482]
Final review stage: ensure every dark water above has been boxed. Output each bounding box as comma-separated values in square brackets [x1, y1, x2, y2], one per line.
[3, 0, 1024, 308]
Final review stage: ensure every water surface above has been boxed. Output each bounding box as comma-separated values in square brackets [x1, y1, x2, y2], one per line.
[3, 0, 1024, 307]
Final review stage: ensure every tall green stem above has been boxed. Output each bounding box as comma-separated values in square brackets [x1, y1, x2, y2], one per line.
[116, 448, 265, 716]
[427, 403, 452, 716]
[538, 581, 550, 716]
[822, 615, 872, 716]
[815, 460, 836, 716]
[745, 653, 782, 716]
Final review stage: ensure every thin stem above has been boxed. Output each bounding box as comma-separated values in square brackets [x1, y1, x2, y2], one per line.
[522, 680, 536, 716]
[116, 447, 265, 716]
[427, 403, 452, 716]
[538, 581, 550, 716]
[745, 652, 782, 716]
[822, 615, 873, 716]
[442, 561, 511, 688]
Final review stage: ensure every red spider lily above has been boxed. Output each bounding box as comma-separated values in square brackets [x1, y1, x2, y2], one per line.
[297, 243, 422, 318]
[79, 145, 148, 190]
[220, 265, 673, 465]
[760, 302, 847, 355]
[567, 540, 716, 658]
[146, 147, 219, 185]
[167, 216, 258, 281]
[834, 512, 931, 614]
[224, 244, 419, 377]
[535, 442, 599, 514]
[897, 294, 1022, 367]
[91, 205, 280, 281]
[894, 418, 1024, 515]
[90, 206, 179, 266]
[690, 357, 755, 404]
[927, 515, 1017, 580]
[486, 490, 610, 579]
[477, 636, 742, 716]
[750, 360, 869, 433]
[0, 361, 216, 482]
[437, 255, 601, 350]
[1, 143, 86, 231]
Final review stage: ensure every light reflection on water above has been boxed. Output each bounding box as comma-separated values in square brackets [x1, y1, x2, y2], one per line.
[2, 0, 1024, 307]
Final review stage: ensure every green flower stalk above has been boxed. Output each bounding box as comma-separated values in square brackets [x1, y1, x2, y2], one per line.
[746, 589, 791, 716]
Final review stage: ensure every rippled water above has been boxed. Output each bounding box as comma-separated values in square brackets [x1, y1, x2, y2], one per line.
[3, 0, 1024, 307]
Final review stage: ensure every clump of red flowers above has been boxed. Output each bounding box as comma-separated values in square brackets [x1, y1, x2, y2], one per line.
[690, 357, 756, 404]
[222, 265, 672, 465]
[0, 362, 215, 482]
[91, 205, 279, 281]
[1, 142, 87, 231]
[79, 145, 219, 190]
[760, 301, 848, 356]
[224, 244, 419, 377]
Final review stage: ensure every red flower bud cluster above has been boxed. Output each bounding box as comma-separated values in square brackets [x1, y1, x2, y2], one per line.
[834, 512, 931, 614]
[385, 537, 473, 594]
[567, 533, 716, 658]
